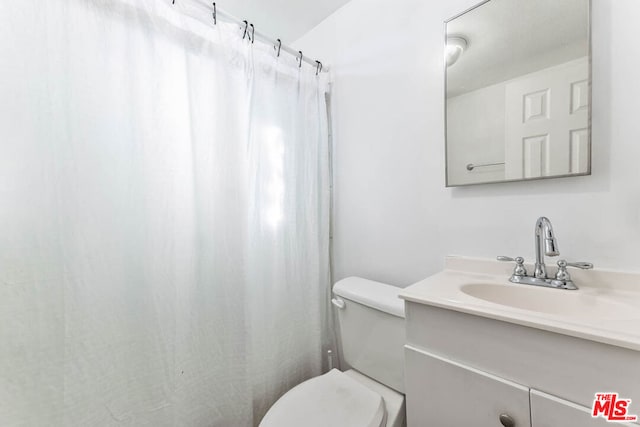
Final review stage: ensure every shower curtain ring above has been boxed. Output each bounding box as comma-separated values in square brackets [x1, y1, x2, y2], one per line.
[315, 61, 323, 75]
[242, 20, 249, 39]
[249, 24, 255, 43]
[212, 2, 216, 24]
[275, 39, 282, 57]
[298, 51, 303, 68]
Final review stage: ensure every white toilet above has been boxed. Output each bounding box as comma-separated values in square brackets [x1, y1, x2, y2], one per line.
[260, 277, 406, 427]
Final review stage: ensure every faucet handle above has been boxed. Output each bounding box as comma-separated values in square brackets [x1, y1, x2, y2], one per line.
[497, 256, 527, 277]
[563, 260, 594, 270]
[555, 259, 593, 281]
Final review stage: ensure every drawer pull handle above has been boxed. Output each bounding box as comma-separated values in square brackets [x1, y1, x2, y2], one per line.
[499, 413, 515, 427]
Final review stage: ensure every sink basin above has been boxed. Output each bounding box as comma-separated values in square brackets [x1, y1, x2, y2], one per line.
[460, 283, 638, 319]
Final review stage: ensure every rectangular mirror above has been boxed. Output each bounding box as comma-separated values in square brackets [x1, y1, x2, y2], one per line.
[445, 0, 591, 187]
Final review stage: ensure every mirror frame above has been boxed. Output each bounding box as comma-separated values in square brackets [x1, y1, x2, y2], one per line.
[444, 0, 592, 188]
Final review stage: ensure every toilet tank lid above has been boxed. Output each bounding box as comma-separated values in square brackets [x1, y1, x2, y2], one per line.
[333, 277, 405, 318]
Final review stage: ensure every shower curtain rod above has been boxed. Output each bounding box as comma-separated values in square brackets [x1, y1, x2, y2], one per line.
[172, 0, 327, 73]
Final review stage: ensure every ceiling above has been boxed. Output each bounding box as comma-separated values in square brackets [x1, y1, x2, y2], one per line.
[447, 0, 589, 97]
[216, 0, 352, 43]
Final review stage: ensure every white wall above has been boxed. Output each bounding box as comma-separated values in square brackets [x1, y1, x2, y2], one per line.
[295, 0, 640, 286]
[447, 81, 506, 185]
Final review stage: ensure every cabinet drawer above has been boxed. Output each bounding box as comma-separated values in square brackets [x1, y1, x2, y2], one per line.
[405, 345, 531, 427]
[531, 389, 639, 427]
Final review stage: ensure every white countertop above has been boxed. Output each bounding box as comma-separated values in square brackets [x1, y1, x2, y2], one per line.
[399, 256, 640, 352]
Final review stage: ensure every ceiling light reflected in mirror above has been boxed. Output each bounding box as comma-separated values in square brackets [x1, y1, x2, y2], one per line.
[445, 36, 468, 67]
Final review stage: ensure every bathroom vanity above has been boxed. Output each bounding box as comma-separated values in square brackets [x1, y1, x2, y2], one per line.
[399, 257, 640, 427]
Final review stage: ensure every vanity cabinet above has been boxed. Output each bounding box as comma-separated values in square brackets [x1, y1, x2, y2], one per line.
[399, 257, 640, 426]
[403, 301, 640, 427]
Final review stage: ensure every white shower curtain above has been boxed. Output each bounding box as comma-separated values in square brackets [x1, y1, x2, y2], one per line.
[0, 0, 331, 425]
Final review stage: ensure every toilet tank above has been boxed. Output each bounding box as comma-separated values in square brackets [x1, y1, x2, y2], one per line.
[333, 277, 406, 393]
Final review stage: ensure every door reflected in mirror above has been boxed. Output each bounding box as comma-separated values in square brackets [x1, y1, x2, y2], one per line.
[445, 0, 591, 187]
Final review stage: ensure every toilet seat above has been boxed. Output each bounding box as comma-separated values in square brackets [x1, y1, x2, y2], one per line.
[259, 369, 386, 427]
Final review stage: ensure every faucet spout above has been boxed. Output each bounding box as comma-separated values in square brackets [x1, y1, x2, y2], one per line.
[534, 217, 559, 278]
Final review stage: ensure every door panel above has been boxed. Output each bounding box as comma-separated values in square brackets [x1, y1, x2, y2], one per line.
[505, 57, 589, 179]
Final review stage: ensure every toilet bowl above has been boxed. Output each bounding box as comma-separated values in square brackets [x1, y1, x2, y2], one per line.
[260, 277, 406, 427]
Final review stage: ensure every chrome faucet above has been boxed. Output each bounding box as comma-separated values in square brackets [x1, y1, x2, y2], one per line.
[533, 216, 559, 278]
[498, 217, 593, 290]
